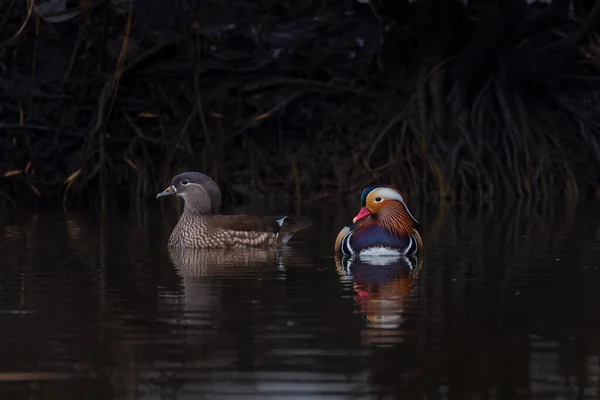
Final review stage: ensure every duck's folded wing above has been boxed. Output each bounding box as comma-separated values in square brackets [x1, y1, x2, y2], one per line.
[207, 215, 312, 234]
[206, 215, 281, 233]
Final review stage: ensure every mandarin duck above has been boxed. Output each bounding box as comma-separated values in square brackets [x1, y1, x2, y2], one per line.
[335, 185, 423, 257]
[157, 172, 312, 248]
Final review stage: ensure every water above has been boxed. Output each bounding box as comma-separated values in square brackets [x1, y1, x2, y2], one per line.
[1, 199, 600, 399]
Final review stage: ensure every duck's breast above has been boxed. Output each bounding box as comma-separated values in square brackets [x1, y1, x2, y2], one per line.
[349, 225, 415, 255]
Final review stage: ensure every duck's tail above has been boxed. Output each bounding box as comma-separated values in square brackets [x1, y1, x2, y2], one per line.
[273, 216, 313, 244]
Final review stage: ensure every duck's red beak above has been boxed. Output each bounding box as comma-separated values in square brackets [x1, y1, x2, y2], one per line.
[352, 207, 372, 224]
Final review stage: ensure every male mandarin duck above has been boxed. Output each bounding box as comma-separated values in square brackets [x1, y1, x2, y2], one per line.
[334, 185, 423, 257]
[156, 172, 312, 248]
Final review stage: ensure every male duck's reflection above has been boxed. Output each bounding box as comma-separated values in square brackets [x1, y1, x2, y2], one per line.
[336, 255, 423, 346]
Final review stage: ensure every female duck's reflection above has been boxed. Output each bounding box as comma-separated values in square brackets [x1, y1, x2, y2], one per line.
[336, 255, 423, 346]
[167, 246, 297, 310]
[169, 247, 292, 281]
[168, 246, 295, 278]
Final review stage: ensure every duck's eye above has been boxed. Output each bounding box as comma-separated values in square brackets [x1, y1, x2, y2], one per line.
[180, 179, 189, 186]
[374, 197, 383, 202]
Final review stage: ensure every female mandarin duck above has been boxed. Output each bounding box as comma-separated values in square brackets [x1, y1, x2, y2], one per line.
[335, 185, 422, 257]
[157, 172, 312, 248]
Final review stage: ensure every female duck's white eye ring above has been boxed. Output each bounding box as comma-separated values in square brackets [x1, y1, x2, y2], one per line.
[374, 196, 383, 202]
[181, 179, 189, 185]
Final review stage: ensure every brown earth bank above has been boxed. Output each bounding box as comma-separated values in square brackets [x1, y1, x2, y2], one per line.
[1, 0, 600, 211]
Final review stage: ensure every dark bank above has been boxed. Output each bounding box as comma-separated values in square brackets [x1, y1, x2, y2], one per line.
[1, 0, 600, 209]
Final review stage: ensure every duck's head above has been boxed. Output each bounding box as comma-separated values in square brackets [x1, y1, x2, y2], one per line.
[156, 172, 222, 214]
[352, 185, 418, 225]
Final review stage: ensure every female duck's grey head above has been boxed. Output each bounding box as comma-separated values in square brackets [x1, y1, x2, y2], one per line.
[156, 172, 222, 215]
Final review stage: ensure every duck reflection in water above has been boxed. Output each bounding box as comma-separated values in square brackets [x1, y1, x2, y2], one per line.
[167, 246, 297, 326]
[168, 246, 295, 279]
[336, 255, 423, 346]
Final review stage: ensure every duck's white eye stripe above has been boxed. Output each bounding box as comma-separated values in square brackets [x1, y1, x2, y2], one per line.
[372, 188, 404, 203]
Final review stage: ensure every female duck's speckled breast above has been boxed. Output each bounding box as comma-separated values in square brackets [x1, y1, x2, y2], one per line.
[168, 212, 208, 248]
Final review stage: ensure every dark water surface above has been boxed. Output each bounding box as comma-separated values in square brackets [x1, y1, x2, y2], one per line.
[1, 199, 600, 399]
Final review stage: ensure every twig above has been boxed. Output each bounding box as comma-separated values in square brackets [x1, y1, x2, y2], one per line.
[233, 92, 304, 135]
[124, 115, 188, 152]
[242, 78, 367, 95]
[0, 123, 49, 131]
[0, 0, 34, 48]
